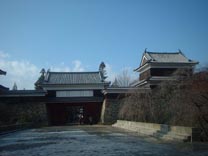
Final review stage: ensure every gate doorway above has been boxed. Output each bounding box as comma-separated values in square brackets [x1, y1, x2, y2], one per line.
[67, 106, 84, 124]
[46, 102, 102, 126]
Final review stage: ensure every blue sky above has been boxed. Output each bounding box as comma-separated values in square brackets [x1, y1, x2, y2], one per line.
[0, 0, 208, 89]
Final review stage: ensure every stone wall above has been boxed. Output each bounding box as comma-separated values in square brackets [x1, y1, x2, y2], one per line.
[113, 120, 201, 142]
[0, 99, 48, 126]
[101, 98, 123, 124]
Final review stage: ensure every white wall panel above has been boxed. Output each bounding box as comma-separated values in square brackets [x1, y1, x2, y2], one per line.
[56, 90, 93, 97]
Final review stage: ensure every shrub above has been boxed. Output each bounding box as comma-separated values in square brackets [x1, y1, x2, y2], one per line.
[118, 68, 208, 140]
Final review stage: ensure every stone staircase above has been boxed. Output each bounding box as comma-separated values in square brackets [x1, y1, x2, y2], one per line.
[113, 120, 201, 142]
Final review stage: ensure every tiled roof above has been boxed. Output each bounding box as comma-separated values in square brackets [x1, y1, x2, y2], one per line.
[134, 50, 199, 72]
[0, 90, 46, 97]
[0, 85, 9, 92]
[0, 69, 6, 75]
[145, 52, 193, 63]
[42, 71, 103, 85]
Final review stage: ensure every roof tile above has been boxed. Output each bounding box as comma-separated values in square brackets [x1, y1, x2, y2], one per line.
[146, 52, 190, 63]
[43, 72, 102, 84]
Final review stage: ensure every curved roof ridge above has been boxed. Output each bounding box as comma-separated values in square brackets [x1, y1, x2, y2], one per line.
[49, 71, 100, 74]
[146, 51, 180, 54]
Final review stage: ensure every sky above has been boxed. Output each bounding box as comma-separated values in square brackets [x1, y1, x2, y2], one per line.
[0, 0, 207, 89]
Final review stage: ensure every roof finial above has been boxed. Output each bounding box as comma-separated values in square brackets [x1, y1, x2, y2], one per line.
[40, 68, 45, 76]
[12, 82, 17, 90]
[47, 68, 50, 73]
[178, 49, 186, 57]
[144, 48, 147, 53]
[99, 62, 107, 81]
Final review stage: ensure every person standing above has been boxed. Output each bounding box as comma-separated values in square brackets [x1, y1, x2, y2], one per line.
[89, 116, 93, 125]
[79, 114, 84, 125]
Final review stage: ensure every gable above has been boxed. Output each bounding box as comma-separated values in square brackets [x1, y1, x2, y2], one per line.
[140, 55, 148, 67]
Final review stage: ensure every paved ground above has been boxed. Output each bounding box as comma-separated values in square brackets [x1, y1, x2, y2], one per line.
[0, 125, 208, 156]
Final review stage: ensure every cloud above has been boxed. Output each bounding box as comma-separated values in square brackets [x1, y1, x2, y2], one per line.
[0, 51, 10, 58]
[50, 60, 85, 72]
[50, 61, 71, 72]
[0, 52, 137, 89]
[0, 51, 87, 90]
[50, 66, 71, 72]
[72, 60, 85, 72]
[0, 51, 39, 89]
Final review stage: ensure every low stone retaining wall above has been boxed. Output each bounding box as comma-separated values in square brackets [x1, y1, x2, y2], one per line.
[113, 120, 201, 142]
[0, 123, 33, 135]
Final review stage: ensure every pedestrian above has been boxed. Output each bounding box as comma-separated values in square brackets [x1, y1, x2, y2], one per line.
[79, 114, 84, 125]
[89, 116, 93, 125]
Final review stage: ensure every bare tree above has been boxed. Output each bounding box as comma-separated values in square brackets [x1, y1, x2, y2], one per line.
[112, 69, 132, 87]
[118, 68, 208, 140]
[119, 89, 152, 122]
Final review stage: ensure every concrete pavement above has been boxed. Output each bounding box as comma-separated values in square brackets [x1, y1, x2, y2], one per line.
[0, 125, 208, 156]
